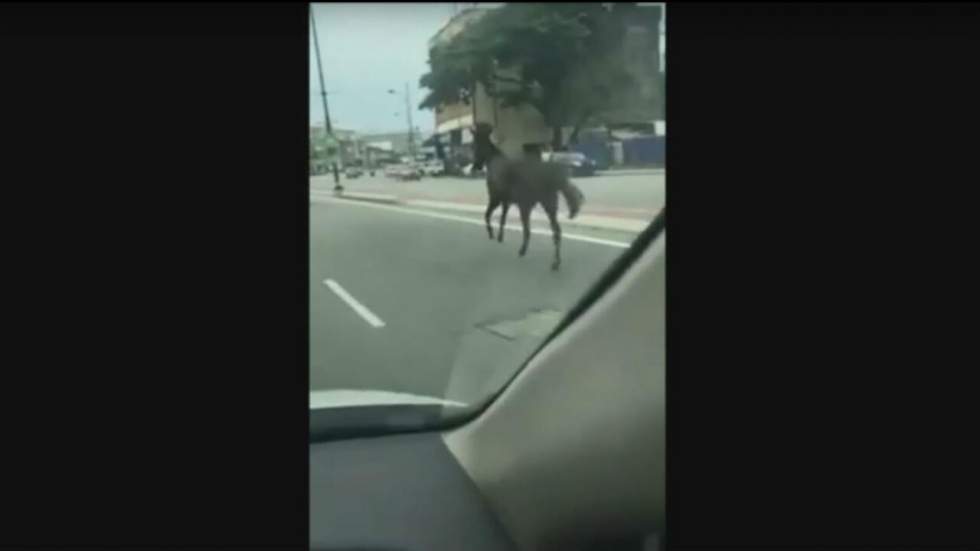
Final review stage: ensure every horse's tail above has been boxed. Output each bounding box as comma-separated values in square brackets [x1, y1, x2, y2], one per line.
[560, 181, 584, 219]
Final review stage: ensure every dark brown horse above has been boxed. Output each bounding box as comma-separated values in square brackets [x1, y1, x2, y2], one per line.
[472, 123, 585, 271]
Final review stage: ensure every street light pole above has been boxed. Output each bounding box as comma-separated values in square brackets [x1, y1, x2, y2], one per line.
[405, 82, 415, 158]
[390, 86, 415, 160]
[310, 5, 343, 192]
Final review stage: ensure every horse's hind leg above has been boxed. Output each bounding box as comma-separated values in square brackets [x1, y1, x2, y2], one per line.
[518, 202, 532, 257]
[543, 197, 562, 270]
[485, 195, 500, 240]
[497, 200, 510, 243]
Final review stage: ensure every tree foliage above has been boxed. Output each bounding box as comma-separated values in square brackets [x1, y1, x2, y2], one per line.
[419, 3, 643, 148]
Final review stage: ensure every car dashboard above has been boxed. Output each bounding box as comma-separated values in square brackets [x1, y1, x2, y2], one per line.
[310, 431, 518, 551]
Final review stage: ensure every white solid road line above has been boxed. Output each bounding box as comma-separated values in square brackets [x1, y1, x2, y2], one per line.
[323, 279, 386, 328]
[310, 192, 632, 249]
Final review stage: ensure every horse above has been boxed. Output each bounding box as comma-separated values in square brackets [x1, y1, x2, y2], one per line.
[472, 123, 585, 271]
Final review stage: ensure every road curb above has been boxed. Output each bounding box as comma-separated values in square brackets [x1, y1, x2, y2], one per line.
[311, 190, 401, 205]
[312, 191, 651, 233]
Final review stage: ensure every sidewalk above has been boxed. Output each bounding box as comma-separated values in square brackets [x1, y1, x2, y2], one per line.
[598, 167, 665, 176]
[311, 189, 652, 234]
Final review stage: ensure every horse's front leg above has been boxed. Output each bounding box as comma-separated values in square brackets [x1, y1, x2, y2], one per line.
[497, 200, 510, 243]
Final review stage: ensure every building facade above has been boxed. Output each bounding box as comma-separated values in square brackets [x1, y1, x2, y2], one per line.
[428, 7, 490, 168]
[426, 4, 664, 164]
[310, 125, 435, 170]
[310, 125, 360, 170]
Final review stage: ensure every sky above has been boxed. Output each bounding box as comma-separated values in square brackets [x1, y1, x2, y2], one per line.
[309, 3, 463, 135]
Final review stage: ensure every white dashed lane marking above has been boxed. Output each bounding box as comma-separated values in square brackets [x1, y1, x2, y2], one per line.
[323, 279, 386, 328]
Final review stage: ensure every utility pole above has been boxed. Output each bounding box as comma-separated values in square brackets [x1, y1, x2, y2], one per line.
[391, 84, 415, 160]
[310, 5, 343, 192]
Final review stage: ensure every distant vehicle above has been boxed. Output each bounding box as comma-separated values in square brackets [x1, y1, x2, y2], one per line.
[421, 160, 445, 177]
[386, 163, 422, 181]
[542, 151, 598, 177]
[399, 165, 423, 180]
[462, 163, 485, 178]
[344, 166, 363, 179]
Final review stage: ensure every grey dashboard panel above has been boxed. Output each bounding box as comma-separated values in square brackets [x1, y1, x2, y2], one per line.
[310, 432, 518, 551]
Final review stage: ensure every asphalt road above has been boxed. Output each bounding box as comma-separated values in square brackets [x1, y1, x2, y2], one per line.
[310, 196, 641, 406]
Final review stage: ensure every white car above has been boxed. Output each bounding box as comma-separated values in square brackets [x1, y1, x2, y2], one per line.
[421, 160, 444, 177]
[385, 163, 422, 180]
[462, 163, 485, 177]
[401, 165, 423, 180]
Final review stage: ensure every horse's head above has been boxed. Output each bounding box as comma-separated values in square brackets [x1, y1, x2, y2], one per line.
[471, 123, 498, 170]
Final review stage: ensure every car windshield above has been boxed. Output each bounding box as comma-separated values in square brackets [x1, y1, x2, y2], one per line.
[310, 2, 665, 421]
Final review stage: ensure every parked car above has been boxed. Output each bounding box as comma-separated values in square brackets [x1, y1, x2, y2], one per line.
[462, 163, 485, 178]
[400, 165, 423, 180]
[421, 160, 445, 177]
[543, 151, 598, 177]
[344, 166, 363, 179]
[385, 163, 422, 181]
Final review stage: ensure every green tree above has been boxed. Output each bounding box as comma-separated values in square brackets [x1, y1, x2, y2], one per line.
[420, 3, 643, 150]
